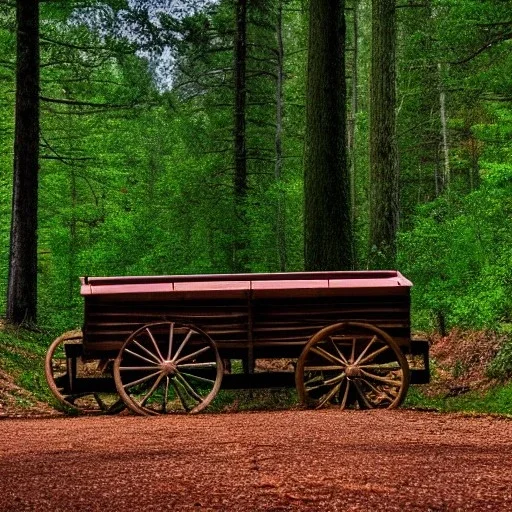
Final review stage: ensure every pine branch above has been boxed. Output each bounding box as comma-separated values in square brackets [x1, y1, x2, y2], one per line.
[40, 35, 133, 54]
[40, 96, 141, 109]
[449, 31, 512, 65]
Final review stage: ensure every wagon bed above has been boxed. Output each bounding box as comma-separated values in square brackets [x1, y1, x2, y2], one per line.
[46, 271, 429, 415]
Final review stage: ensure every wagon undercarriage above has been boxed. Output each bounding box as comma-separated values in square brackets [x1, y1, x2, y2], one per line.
[45, 272, 429, 415]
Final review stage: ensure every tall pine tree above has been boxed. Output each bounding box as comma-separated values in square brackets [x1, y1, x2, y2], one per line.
[304, 0, 353, 271]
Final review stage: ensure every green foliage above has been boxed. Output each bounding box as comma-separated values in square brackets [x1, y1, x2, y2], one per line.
[400, 209, 511, 329]
[399, 118, 512, 331]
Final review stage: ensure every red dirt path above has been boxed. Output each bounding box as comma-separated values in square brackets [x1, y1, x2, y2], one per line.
[1, 409, 512, 511]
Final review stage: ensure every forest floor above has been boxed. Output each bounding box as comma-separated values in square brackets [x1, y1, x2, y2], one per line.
[1, 409, 512, 511]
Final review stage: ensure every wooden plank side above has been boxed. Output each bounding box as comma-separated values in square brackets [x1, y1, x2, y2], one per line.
[82, 287, 411, 357]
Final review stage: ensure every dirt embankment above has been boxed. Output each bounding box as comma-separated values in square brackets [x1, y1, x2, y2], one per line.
[0, 369, 58, 419]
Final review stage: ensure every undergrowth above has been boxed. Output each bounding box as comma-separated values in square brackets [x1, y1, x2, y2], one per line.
[405, 384, 512, 416]
[1, 323, 511, 416]
[0, 324, 56, 405]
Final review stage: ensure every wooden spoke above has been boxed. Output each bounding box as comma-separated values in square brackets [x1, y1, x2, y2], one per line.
[353, 335, 378, 365]
[167, 323, 174, 361]
[357, 345, 390, 366]
[175, 345, 211, 365]
[305, 381, 328, 393]
[360, 369, 403, 387]
[305, 374, 325, 386]
[172, 329, 194, 362]
[361, 378, 398, 402]
[350, 337, 356, 364]
[304, 365, 344, 372]
[123, 370, 162, 390]
[310, 345, 344, 365]
[316, 382, 342, 409]
[177, 361, 217, 370]
[45, 331, 125, 415]
[359, 363, 401, 370]
[145, 328, 165, 362]
[171, 379, 191, 412]
[179, 372, 215, 385]
[339, 380, 351, 409]
[163, 377, 170, 413]
[304, 373, 328, 391]
[352, 380, 373, 409]
[324, 372, 346, 387]
[174, 371, 204, 403]
[330, 337, 349, 365]
[120, 366, 161, 371]
[124, 348, 159, 366]
[140, 373, 166, 406]
[114, 322, 223, 415]
[130, 341, 161, 365]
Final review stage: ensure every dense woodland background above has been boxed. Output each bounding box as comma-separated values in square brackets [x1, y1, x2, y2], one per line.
[1, 0, 511, 339]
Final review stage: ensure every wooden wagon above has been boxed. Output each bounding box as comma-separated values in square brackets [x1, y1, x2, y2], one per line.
[45, 271, 429, 415]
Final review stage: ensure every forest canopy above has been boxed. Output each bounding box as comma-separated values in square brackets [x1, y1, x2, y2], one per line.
[0, 0, 511, 335]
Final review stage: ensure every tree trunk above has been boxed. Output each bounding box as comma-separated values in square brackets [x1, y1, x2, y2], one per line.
[348, 0, 359, 266]
[369, 0, 398, 269]
[304, 0, 353, 271]
[438, 62, 450, 194]
[275, 0, 287, 272]
[233, 0, 248, 273]
[7, 0, 40, 325]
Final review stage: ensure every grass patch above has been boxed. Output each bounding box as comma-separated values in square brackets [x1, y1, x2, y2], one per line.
[209, 388, 298, 413]
[405, 383, 512, 416]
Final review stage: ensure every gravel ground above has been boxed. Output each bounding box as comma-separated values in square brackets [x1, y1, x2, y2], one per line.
[1, 409, 512, 511]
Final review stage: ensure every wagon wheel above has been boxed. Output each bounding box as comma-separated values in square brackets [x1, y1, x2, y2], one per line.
[296, 322, 410, 410]
[114, 322, 223, 415]
[45, 331, 125, 414]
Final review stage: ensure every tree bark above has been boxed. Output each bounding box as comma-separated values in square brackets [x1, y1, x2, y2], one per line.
[369, 0, 398, 269]
[233, 0, 248, 272]
[7, 0, 40, 324]
[348, 0, 359, 266]
[438, 62, 450, 194]
[304, 0, 353, 271]
[275, 0, 287, 271]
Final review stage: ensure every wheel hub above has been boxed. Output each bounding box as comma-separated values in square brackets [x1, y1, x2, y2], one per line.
[345, 365, 362, 379]
[160, 361, 177, 375]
